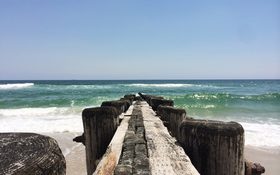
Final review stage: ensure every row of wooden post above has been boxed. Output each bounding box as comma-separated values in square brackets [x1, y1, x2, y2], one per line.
[82, 94, 135, 175]
[81, 93, 264, 175]
[139, 93, 245, 175]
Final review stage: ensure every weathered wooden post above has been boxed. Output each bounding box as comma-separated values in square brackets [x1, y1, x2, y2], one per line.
[124, 94, 136, 103]
[124, 94, 136, 99]
[82, 106, 119, 175]
[101, 100, 130, 115]
[138, 93, 164, 106]
[150, 98, 174, 111]
[119, 98, 133, 111]
[0, 133, 66, 175]
[179, 119, 244, 175]
[138, 92, 147, 101]
[157, 105, 169, 123]
[134, 96, 143, 101]
[157, 105, 188, 140]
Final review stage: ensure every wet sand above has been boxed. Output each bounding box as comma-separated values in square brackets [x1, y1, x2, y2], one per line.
[42, 132, 87, 175]
[65, 144, 86, 175]
[245, 146, 280, 175]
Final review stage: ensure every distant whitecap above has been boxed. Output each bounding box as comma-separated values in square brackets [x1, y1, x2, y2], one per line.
[127, 83, 195, 88]
[0, 83, 34, 90]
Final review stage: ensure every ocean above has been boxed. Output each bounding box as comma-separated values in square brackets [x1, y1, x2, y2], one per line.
[0, 80, 279, 153]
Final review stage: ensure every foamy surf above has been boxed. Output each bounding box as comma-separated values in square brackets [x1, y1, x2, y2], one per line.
[0, 83, 34, 90]
[1, 107, 279, 153]
[127, 83, 196, 88]
[241, 122, 280, 153]
[0, 107, 83, 132]
[0, 80, 279, 156]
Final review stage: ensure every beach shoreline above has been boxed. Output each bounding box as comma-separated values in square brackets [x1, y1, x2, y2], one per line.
[42, 132, 87, 175]
[244, 146, 280, 175]
[1, 80, 278, 174]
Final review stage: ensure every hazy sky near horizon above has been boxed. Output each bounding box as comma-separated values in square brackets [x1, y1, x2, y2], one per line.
[0, 0, 279, 80]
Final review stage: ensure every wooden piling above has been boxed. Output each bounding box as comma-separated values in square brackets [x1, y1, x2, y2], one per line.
[82, 106, 119, 175]
[124, 94, 136, 103]
[150, 98, 174, 111]
[119, 98, 133, 111]
[157, 105, 188, 140]
[0, 133, 66, 175]
[179, 119, 244, 175]
[101, 100, 130, 115]
[138, 93, 164, 106]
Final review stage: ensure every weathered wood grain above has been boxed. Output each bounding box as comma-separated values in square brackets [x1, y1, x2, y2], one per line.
[82, 106, 119, 175]
[150, 98, 174, 112]
[0, 133, 65, 175]
[179, 119, 244, 175]
[141, 101, 199, 175]
[157, 105, 189, 140]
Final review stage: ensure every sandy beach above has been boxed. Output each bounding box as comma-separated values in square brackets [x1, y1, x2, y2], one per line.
[45, 132, 280, 175]
[244, 146, 280, 175]
[43, 132, 87, 175]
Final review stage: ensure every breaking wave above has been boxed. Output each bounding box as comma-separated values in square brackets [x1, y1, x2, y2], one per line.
[127, 83, 199, 88]
[0, 83, 34, 90]
[0, 107, 83, 132]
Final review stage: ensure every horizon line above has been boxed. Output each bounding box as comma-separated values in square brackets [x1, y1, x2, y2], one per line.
[0, 78, 279, 81]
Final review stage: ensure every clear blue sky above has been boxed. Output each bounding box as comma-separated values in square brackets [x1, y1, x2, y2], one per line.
[0, 0, 279, 80]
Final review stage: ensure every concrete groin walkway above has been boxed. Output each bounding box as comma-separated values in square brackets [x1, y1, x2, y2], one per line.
[141, 101, 199, 175]
[92, 100, 199, 175]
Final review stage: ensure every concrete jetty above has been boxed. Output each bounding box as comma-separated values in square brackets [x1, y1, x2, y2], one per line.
[80, 93, 265, 175]
[82, 94, 199, 175]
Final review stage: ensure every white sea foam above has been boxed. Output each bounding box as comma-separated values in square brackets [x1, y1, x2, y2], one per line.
[126, 83, 221, 89]
[127, 83, 196, 88]
[186, 114, 280, 153]
[204, 105, 216, 109]
[240, 122, 280, 152]
[193, 94, 219, 99]
[0, 107, 83, 132]
[1, 107, 279, 153]
[0, 83, 34, 90]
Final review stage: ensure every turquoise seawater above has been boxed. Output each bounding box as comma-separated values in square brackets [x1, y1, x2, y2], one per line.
[0, 80, 279, 151]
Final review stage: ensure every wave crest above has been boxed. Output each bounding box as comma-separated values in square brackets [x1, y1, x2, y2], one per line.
[127, 83, 196, 88]
[182, 93, 280, 101]
[0, 83, 34, 90]
[0, 107, 83, 132]
[241, 122, 280, 151]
